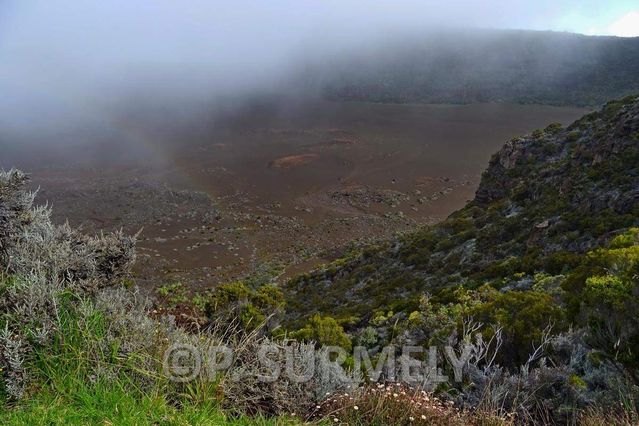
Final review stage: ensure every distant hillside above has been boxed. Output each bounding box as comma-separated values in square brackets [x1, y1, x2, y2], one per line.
[284, 94, 639, 338]
[314, 30, 639, 106]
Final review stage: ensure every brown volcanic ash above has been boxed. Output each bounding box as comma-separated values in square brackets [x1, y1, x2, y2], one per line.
[268, 154, 320, 169]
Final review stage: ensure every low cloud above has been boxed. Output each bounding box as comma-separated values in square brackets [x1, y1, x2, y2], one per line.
[0, 0, 630, 145]
[608, 10, 639, 37]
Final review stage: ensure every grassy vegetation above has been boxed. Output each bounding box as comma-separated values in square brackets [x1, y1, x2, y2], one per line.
[284, 95, 639, 332]
[0, 390, 303, 425]
[278, 96, 639, 423]
[0, 387, 228, 425]
[3, 95, 639, 424]
[0, 301, 294, 425]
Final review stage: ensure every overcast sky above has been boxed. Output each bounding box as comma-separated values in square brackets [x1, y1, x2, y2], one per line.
[1, 1, 638, 142]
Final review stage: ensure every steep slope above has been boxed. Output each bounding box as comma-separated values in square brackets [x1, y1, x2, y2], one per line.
[316, 30, 639, 106]
[284, 95, 639, 327]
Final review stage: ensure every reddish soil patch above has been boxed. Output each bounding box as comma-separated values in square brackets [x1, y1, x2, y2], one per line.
[268, 154, 319, 169]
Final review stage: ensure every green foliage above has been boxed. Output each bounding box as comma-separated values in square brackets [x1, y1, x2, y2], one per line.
[409, 289, 482, 345]
[282, 96, 639, 381]
[0, 389, 229, 425]
[4, 92, 639, 422]
[531, 273, 565, 296]
[0, 306, 300, 425]
[206, 281, 284, 332]
[0, 300, 210, 424]
[471, 290, 566, 364]
[156, 282, 189, 307]
[242, 261, 286, 288]
[290, 315, 352, 351]
[545, 122, 563, 134]
[355, 326, 378, 348]
[610, 228, 639, 249]
[478, 257, 522, 281]
[566, 130, 580, 142]
[510, 181, 529, 201]
[0, 273, 14, 299]
[569, 374, 588, 390]
[564, 228, 639, 373]
[585, 275, 632, 309]
[540, 251, 582, 275]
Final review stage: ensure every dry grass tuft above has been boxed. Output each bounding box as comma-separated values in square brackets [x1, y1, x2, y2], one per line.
[309, 382, 514, 426]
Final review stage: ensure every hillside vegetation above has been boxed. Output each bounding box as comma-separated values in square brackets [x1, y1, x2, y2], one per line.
[1, 95, 638, 424]
[318, 31, 639, 106]
[285, 95, 639, 323]
[282, 95, 639, 421]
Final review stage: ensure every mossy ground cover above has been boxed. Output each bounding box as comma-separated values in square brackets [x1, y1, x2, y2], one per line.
[0, 305, 304, 426]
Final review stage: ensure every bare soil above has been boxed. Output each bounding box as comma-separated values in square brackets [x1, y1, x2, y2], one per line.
[2, 100, 587, 290]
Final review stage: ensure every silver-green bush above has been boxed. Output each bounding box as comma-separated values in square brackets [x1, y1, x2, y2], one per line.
[0, 169, 136, 398]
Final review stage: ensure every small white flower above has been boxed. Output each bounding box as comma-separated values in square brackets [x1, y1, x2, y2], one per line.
[353, 405, 359, 411]
[421, 414, 427, 420]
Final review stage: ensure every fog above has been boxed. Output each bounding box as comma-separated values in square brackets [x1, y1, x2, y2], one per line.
[0, 0, 633, 148]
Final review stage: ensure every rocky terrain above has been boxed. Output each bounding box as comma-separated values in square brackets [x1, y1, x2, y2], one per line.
[6, 101, 585, 291]
[284, 95, 639, 328]
[2, 95, 638, 426]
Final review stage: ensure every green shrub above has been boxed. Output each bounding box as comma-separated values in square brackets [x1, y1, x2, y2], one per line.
[471, 290, 566, 365]
[585, 275, 632, 309]
[545, 122, 563, 134]
[290, 315, 352, 350]
[564, 228, 639, 373]
[610, 228, 639, 249]
[532, 129, 544, 139]
[205, 281, 284, 332]
[156, 282, 189, 307]
[566, 130, 581, 142]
